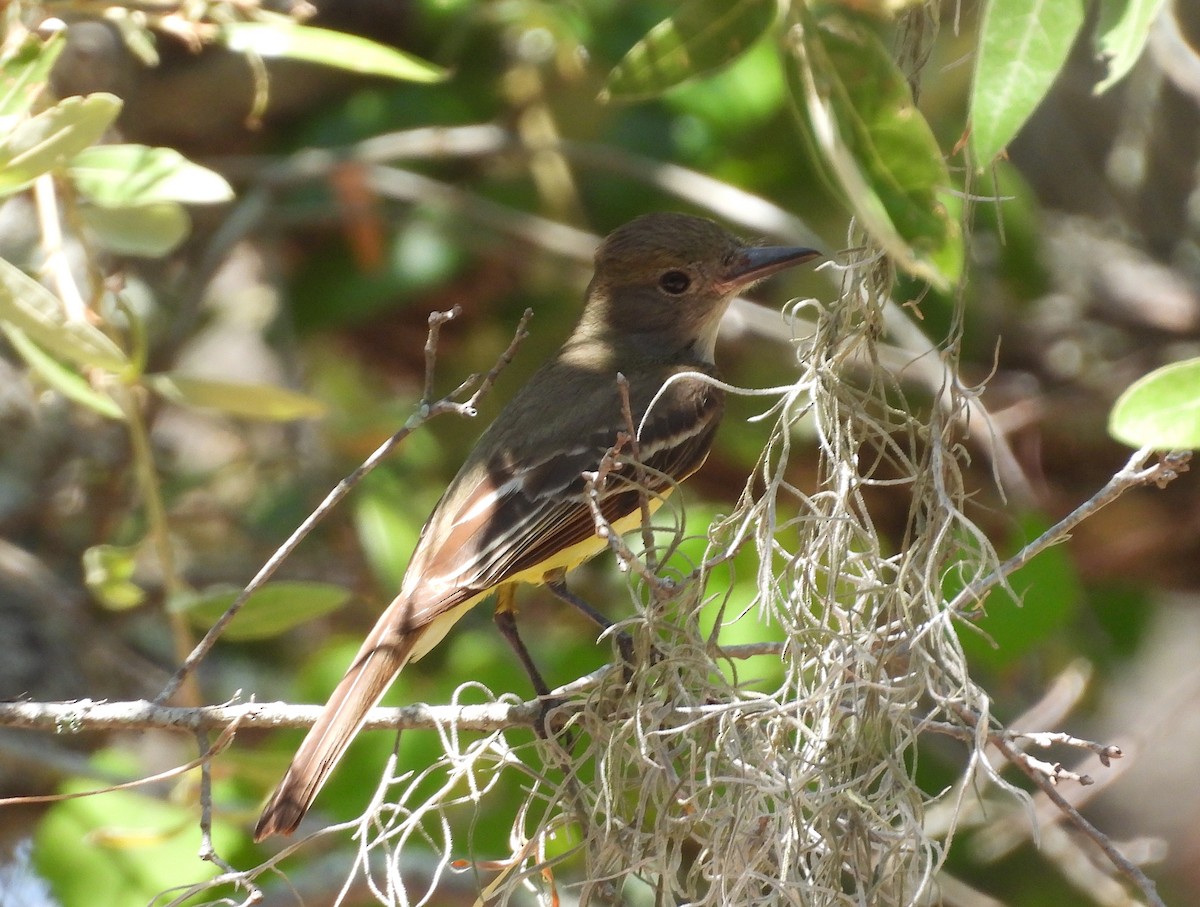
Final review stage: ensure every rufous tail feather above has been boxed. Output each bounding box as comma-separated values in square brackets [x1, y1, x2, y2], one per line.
[253, 612, 419, 840]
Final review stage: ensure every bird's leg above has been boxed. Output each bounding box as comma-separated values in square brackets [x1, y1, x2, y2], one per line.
[543, 570, 635, 668]
[493, 584, 551, 697]
[493, 584, 572, 744]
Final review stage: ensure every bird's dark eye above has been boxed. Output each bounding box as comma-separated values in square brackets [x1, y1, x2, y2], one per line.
[658, 270, 691, 295]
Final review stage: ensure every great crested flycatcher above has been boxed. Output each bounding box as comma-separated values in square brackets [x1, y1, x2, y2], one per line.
[254, 212, 819, 840]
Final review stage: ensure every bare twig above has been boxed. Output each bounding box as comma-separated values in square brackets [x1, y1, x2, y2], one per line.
[948, 448, 1190, 616]
[993, 732, 1166, 907]
[0, 718, 241, 807]
[153, 308, 534, 705]
[939, 702, 1164, 907]
[33, 173, 87, 322]
[581, 444, 673, 593]
[1013, 731, 1124, 768]
[615, 372, 660, 571]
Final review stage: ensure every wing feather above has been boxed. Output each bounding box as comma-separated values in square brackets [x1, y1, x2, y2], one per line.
[397, 367, 723, 626]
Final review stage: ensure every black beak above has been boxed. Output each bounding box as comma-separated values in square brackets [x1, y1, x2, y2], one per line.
[716, 245, 821, 294]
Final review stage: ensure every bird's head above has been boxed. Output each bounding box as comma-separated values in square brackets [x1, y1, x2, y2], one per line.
[579, 213, 820, 362]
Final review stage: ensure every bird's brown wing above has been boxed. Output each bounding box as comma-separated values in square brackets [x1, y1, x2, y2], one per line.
[398, 369, 725, 625]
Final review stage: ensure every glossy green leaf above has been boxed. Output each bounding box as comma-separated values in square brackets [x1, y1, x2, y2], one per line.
[0, 257, 129, 372]
[82, 543, 145, 610]
[1094, 0, 1167, 93]
[971, 0, 1086, 167]
[221, 23, 446, 82]
[1109, 358, 1200, 449]
[603, 0, 776, 101]
[786, 7, 960, 287]
[146, 372, 327, 421]
[0, 33, 63, 125]
[69, 145, 234, 207]
[1, 324, 123, 419]
[0, 92, 122, 195]
[172, 581, 351, 640]
[80, 202, 190, 257]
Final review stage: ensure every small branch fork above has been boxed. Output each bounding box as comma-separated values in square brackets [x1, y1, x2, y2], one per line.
[576, 372, 683, 600]
[152, 307, 533, 706]
[931, 703, 1164, 907]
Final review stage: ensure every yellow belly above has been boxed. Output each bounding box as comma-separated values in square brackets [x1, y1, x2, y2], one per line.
[408, 493, 668, 662]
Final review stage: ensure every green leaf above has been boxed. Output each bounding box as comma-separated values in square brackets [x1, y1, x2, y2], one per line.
[79, 202, 191, 257]
[786, 7, 961, 287]
[221, 22, 446, 82]
[146, 372, 327, 421]
[69, 145, 234, 207]
[1094, 0, 1167, 93]
[0, 257, 129, 372]
[1, 324, 124, 419]
[0, 92, 122, 195]
[0, 33, 64, 125]
[970, 0, 1086, 167]
[171, 581, 352, 641]
[1109, 358, 1200, 449]
[602, 0, 776, 101]
[82, 544, 146, 610]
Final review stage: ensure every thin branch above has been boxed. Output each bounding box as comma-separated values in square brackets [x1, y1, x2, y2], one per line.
[1013, 731, 1124, 768]
[0, 719, 240, 807]
[993, 732, 1166, 907]
[938, 702, 1164, 907]
[0, 698, 537, 738]
[153, 308, 534, 705]
[616, 372, 659, 571]
[0, 642, 780, 741]
[948, 448, 1190, 616]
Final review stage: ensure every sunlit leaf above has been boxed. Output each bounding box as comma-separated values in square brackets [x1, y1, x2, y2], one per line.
[82, 544, 145, 610]
[0, 257, 129, 372]
[0, 92, 122, 195]
[80, 202, 190, 257]
[0, 32, 63, 125]
[146, 372, 327, 421]
[1, 324, 123, 419]
[786, 7, 960, 287]
[1109, 358, 1200, 449]
[603, 0, 776, 101]
[1094, 0, 1167, 93]
[172, 581, 351, 640]
[69, 145, 234, 206]
[970, 0, 1086, 167]
[221, 23, 446, 82]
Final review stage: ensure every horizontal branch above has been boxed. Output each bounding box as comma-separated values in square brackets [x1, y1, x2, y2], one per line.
[0, 644, 779, 738]
[0, 698, 538, 736]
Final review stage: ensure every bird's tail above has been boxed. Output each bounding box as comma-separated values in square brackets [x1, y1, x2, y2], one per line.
[253, 606, 419, 841]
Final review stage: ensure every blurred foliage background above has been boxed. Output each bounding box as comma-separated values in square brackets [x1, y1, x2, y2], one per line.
[1, 0, 1199, 904]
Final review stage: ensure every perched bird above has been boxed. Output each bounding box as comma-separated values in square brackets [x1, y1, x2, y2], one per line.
[254, 213, 819, 840]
